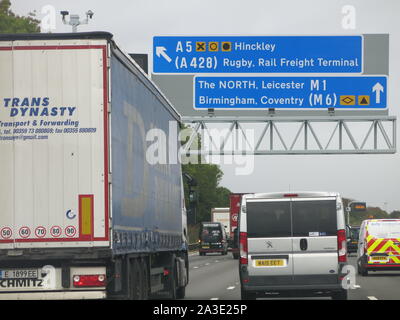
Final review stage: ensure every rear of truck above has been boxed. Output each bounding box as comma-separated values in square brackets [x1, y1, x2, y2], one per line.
[0, 32, 188, 300]
[0, 33, 112, 299]
[229, 194, 243, 259]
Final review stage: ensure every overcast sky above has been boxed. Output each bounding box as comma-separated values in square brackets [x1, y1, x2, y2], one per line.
[11, 0, 400, 212]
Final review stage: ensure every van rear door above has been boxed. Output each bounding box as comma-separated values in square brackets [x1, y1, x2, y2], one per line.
[246, 199, 293, 284]
[366, 220, 400, 265]
[291, 197, 339, 285]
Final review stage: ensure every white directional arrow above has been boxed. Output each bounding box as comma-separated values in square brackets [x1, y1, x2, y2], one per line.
[156, 46, 172, 63]
[372, 82, 384, 104]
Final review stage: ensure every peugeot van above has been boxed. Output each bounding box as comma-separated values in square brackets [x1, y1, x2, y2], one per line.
[199, 222, 228, 256]
[357, 219, 400, 276]
[239, 192, 348, 300]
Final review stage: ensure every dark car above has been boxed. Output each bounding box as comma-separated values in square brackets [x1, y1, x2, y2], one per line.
[199, 222, 228, 256]
[347, 225, 360, 254]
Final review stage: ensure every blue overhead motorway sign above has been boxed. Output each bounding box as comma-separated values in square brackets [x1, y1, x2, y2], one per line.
[153, 36, 362, 73]
[194, 76, 387, 109]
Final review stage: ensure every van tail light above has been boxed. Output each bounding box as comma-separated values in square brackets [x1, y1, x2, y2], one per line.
[239, 232, 248, 265]
[337, 229, 347, 263]
[73, 274, 106, 287]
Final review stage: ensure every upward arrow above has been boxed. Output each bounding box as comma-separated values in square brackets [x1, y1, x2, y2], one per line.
[372, 82, 384, 104]
[156, 46, 172, 63]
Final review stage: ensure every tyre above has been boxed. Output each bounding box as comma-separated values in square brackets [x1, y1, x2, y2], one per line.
[331, 289, 348, 300]
[176, 285, 186, 300]
[166, 255, 177, 300]
[199, 252, 205, 256]
[130, 259, 144, 300]
[361, 267, 368, 276]
[140, 259, 149, 300]
[232, 252, 239, 260]
[241, 287, 256, 300]
[358, 260, 368, 276]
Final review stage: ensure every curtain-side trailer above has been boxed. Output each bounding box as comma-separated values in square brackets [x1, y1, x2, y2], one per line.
[0, 32, 188, 299]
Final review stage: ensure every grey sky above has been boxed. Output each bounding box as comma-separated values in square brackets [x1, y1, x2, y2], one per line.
[11, 0, 400, 212]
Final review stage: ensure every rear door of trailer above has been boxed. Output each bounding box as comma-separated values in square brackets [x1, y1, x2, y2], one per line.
[0, 38, 110, 249]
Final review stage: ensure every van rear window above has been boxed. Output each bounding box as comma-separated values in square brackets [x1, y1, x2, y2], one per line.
[368, 221, 400, 239]
[246, 201, 291, 238]
[292, 200, 337, 237]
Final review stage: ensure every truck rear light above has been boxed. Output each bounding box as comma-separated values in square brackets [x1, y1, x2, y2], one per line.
[239, 232, 248, 265]
[337, 229, 347, 263]
[73, 274, 106, 287]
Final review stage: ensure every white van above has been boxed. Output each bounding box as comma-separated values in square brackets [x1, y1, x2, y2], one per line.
[239, 192, 348, 300]
[357, 219, 400, 276]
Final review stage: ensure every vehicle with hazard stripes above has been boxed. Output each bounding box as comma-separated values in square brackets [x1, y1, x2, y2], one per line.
[357, 219, 400, 276]
[0, 32, 188, 300]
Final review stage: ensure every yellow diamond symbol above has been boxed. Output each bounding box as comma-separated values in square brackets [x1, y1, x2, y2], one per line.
[340, 95, 355, 105]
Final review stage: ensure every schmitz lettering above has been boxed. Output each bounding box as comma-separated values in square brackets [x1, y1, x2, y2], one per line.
[0, 278, 43, 288]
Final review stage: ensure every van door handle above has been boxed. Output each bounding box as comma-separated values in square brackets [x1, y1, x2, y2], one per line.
[300, 238, 308, 251]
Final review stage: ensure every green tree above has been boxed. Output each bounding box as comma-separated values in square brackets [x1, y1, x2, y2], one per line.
[390, 211, 400, 218]
[0, 0, 40, 33]
[183, 163, 231, 224]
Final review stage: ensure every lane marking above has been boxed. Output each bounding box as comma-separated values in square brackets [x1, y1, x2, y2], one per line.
[193, 266, 199, 269]
[205, 263, 210, 266]
[227, 286, 235, 290]
[353, 285, 361, 289]
[210, 298, 219, 300]
[367, 296, 378, 300]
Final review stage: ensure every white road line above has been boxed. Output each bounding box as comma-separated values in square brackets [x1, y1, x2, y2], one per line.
[367, 296, 378, 300]
[353, 285, 361, 289]
[205, 263, 210, 266]
[193, 266, 199, 269]
[227, 286, 235, 290]
[210, 298, 219, 300]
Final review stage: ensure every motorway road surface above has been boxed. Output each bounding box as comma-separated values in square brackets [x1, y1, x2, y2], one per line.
[184, 252, 400, 300]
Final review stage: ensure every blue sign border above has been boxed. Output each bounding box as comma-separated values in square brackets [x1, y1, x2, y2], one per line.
[194, 76, 387, 110]
[153, 35, 363, 74]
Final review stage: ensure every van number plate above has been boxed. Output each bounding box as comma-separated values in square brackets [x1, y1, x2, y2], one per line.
[371, 256, 388, 261]
[255, 259, 285, 267]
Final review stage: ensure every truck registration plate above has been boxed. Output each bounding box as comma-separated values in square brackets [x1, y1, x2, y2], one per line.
[0, 269, 39, 279]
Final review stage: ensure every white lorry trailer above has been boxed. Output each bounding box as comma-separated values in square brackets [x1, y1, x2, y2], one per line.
[0, 32, 188, 299]
[211, 208, 231, 237]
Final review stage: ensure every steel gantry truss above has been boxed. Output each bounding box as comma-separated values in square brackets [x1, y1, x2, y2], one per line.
[181, 116, 396, 155]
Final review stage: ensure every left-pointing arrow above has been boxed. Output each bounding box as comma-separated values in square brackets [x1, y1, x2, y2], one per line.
[156, 46, 172, 63]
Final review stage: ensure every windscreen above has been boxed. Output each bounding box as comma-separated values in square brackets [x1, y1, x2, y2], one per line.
[201, 224, 222, 242]
[292, 200, 337, 237]
[246, 201, 291, 238]
[368, 221, 400, 239]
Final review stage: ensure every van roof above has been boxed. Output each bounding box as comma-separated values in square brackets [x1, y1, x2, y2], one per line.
[365, 219, 400, 223]
[244, 191, 340, 200]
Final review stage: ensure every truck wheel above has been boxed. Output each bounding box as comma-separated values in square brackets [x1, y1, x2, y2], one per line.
[232, 253, 239, 259]
[176, 285, 186, 299]
[130, 259, 144, 300]
[166, 256, 177, 300]
[140, 259, 149, 300]
[331, 290, 348, 300]
[241, 287, 256, 300]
